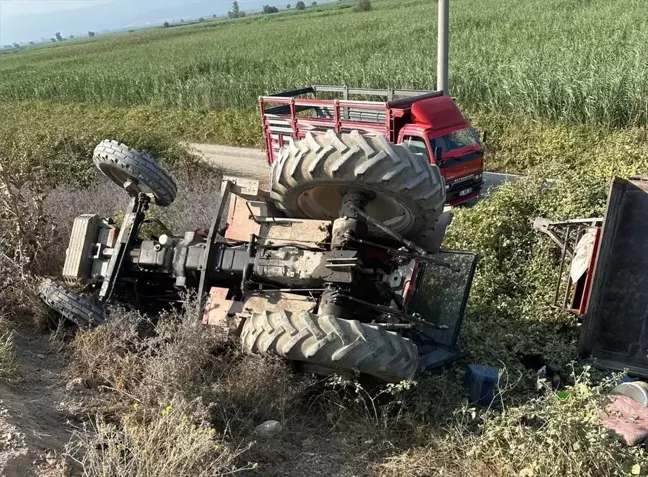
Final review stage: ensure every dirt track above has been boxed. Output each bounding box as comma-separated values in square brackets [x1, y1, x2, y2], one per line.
[187, 143, 269, 183]
[0, 328, 71, 477]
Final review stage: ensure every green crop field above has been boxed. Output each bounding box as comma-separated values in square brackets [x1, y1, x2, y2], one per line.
[1, 0, 647, 126]
[1, 0, 647, 180]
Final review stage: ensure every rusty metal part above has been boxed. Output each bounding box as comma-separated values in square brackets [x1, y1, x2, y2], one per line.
[202, 287, 244, 333]
[262, 220, 330, 248]
[224, 183, 330, 248]
[196, 180, 234, 318]
[349, 204, 429, 256]
[242, 291, 316, 315]
[222, 175, 260, 196]
[224, 193, 264, 242]
[533, 217, 603, 260]
[533, 217, 603, 312]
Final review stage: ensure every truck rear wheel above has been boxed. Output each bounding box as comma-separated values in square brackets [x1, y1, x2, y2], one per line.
[240, 310, 418, 383]
[269, 131, 446, 250]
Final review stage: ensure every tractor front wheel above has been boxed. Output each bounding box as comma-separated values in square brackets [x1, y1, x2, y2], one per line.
[93, 140, 177, 207]
[38, 279, 106, 328]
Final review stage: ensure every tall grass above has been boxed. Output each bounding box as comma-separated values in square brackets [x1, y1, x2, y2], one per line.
[0, 321, 16, 379]
[1, 0, 647, 127]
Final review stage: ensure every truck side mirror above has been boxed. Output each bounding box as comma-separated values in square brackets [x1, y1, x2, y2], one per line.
[434, 146, 443, 164]
[482, 131, 488, 146]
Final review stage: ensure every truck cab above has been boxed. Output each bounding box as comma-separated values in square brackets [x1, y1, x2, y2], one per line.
[397, 96, 484, 205]
[260, 85, 484, 206]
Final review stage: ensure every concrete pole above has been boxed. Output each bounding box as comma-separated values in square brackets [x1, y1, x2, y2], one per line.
[437, 0, 449, 94]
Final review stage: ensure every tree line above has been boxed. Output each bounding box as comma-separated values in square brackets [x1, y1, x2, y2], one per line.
[3, 31, 96, 50]
[4, 0, 370, 50]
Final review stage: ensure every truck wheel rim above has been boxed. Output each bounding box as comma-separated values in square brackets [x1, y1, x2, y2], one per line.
[100, 165, 155, 196]
[296, 185, 414, 232]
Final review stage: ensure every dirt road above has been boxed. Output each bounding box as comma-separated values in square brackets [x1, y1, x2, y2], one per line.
[187, 144, 269, 183]
[187, 143, 519, 193]
[0, 327, 72, 477]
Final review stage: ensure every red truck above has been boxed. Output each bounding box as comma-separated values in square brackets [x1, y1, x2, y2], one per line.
[259, 85, 484, 206]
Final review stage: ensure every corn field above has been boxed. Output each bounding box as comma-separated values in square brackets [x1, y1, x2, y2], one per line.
[1, 0, 647, 127]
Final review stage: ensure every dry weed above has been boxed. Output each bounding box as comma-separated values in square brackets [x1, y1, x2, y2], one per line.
[70, 311, 143, 393]
[71, 301, 315, 431]
[65, 397, 253, 477]
[135, 305, 229, 406]
[43, 168, 222, 236]
[70, 303, 222, 402]
[0, 318, 17, 378]
[68, 302, 317, 474]
[0, 154, 64, 329]
[209, 354, 316, 434]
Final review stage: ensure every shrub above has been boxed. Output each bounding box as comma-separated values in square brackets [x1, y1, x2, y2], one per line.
[70, 299, 313, 429]
[0, 145, 65, 327]
[70, 312, 144, 394]
[209, 354, 315, 430]
[296, 0, 306, 9]
[65, 397, 252, 476]
[69, 301, 224, 404]
[354, 0, 372, 12]
[379, 370, 648, 477]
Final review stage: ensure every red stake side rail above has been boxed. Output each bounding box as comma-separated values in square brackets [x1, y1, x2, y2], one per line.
[259, 85, 443, 165]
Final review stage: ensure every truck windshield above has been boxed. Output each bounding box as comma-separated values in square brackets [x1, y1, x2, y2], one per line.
[431, 128, 480, 155]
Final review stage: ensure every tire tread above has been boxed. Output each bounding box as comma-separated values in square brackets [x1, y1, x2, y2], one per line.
[241, 310, 418, 382]
[269, 130, 446, 250]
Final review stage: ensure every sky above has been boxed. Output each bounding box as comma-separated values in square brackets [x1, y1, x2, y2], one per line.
[0, 0, 271, 45]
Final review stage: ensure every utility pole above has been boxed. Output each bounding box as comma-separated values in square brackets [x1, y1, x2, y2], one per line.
[437, 0, 449, 94]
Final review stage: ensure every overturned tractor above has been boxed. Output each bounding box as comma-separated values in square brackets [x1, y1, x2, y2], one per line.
[39, 136, 476, 382]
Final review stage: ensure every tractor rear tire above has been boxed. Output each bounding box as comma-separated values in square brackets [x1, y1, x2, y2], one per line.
[269, 130, 446, 250]
[93, 140, 177, 207]
[240, 310, 418, 383]
[38, 279, 106, 328]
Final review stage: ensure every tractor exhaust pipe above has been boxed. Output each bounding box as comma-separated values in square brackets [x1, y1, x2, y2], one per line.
[437, 0, 449, 95]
